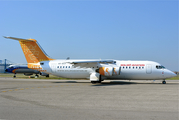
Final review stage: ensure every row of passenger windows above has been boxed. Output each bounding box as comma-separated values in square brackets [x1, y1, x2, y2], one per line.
[57, 66, 166, 69]
[122, 66, 144, 69]
[57, 66, 71, 69]
[57, 66, 145, 69]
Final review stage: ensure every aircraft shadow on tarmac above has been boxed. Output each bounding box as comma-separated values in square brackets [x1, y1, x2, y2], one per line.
[91, 81, 163, 86]
[51, 80, 173, 86]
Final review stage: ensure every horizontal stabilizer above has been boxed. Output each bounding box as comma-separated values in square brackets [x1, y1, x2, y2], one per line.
[3, 36, 36, 42]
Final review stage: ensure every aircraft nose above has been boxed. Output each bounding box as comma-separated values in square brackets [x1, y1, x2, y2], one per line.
[165, 69, 177, 78]
[171, 72, 177, 77]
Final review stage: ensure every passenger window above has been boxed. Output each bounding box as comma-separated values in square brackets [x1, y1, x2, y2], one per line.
[123, 67, 125, 69]
[60, 66, 62, 68]
[69, 66, 70, 68]
[63, 66, 65, 68]
[57, 66, 59, 68]
[133, 67, 134, 69]
[136, 67, 138, 69]
[129, 67, 131, 69]
[126, 67, 128, 69]
[139, 67, 141, 69]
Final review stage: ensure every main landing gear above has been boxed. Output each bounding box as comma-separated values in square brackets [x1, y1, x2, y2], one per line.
[162, 79, 166, 84]
[35, 74, 39, 78]
[13, 73, 16, 78]
[90, 74, 103, 84]
[91, 81, 101, 84]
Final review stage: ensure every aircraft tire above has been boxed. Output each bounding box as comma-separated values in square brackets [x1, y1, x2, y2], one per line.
[162, 80, 166, 84]
[97, 81, 101, 83]
[91, 81, 97, 84]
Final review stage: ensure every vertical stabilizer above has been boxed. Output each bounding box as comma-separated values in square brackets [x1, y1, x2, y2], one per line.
[4, 37, 54, 63]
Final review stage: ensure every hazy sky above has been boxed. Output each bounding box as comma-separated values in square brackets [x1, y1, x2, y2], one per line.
[0, 0, 178, 71]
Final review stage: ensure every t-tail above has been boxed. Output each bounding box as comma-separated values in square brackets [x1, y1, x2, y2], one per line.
[4, 36, 54, 63]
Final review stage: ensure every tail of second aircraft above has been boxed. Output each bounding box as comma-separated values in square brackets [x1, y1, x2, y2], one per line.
[4, 36, 54, 63]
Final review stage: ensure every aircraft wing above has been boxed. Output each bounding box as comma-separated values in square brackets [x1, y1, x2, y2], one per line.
[68, 59, 114, 68]
[69, 60, 114, 64]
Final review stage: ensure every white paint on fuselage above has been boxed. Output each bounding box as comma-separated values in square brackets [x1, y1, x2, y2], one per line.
[40, 60, 176, 80]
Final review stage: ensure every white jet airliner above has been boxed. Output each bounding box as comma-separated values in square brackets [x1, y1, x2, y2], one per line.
[4, 36, 176, 84]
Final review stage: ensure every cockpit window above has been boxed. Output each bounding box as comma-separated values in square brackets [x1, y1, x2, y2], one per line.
[156, 65, 165, 69]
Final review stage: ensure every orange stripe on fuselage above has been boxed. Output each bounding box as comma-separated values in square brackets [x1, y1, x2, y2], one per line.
[12, 69, 18, 73]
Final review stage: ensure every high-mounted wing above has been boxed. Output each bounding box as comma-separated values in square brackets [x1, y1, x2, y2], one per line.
[69, 60, 114, 64]
[67, 59, 114, 69]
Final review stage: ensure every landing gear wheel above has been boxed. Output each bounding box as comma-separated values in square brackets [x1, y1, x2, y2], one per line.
[13, 73, 16, 78]
[162, 80, 166, 84]
[97, 80, 101, 83]
[91, 81, 97, 84]
[35, 74, 39, 78]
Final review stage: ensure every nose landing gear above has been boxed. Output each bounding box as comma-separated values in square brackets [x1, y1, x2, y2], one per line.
[13, 73, 16, 78]
[162, 80, 166, 84]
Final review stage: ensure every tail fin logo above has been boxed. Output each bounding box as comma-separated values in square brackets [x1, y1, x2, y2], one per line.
[4, 37, 54, 63]
[20, 41, 40, 63]
[20, 40, 53, 63]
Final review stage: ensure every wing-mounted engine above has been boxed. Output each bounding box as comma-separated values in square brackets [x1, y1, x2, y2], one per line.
[24, 73, 33, 76]
[40, 72, 49, 77]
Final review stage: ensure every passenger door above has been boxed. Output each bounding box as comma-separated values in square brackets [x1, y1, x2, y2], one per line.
[146, 64, 152, 74]
[51, 63, 57, 73]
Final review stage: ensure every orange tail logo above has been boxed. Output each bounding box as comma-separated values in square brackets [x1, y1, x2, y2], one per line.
[4, 37, 54, 63]
[19, 40, 54, 63]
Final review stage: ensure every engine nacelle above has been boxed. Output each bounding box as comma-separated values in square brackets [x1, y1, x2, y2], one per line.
[40, 72, 49, 77]
[24, 73, 33, 76]
[99, 67, 120, 76]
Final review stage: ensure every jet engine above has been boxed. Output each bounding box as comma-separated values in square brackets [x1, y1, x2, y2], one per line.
[24, 73, 33, 76]
[40, 72, 49, 77]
